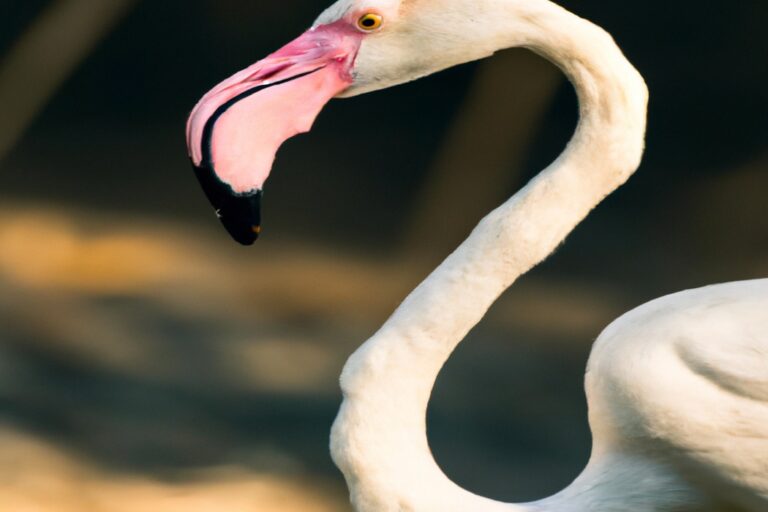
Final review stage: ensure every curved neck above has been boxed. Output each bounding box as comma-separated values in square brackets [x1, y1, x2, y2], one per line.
[331, 2, 648, 511]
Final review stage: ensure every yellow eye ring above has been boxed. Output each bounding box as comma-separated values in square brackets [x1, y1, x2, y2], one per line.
[357, 13, 383, 31]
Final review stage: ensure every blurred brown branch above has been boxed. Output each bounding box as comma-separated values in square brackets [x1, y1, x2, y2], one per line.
[0, 0, 140, 162]
[402, 49, 562, 260]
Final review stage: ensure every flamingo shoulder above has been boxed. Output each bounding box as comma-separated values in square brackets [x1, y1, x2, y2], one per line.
[584, 279, 768, 510]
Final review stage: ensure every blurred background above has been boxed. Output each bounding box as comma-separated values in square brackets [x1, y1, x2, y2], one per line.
[0, 0, 766, 510]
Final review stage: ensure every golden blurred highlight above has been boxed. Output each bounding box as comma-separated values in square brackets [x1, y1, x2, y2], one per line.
[0, 204, 625, 340]
[0, 210, 187, 294]
[0, 429, 345, 512]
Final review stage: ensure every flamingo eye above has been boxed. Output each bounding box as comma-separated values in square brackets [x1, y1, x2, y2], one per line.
[357, 13, 383, 31]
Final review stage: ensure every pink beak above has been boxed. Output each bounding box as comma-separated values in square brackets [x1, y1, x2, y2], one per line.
[186, 22, 362, 245]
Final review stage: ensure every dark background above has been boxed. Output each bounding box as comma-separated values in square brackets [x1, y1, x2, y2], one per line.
[0, 1, 766, 510]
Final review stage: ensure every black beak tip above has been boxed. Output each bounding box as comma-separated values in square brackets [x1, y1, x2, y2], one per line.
[193, 163, 263, 246]
[222, 218, 261, 246]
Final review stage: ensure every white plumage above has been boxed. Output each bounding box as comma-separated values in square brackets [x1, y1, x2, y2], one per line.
[317, 0, 768, 510]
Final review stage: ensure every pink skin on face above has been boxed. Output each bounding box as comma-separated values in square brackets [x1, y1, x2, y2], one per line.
[186, 21, 364, 194]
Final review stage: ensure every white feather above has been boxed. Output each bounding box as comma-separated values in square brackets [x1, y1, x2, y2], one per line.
[320, 0, 768, 510]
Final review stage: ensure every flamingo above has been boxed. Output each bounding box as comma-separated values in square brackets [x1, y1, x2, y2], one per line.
[186, 0, 768, 510]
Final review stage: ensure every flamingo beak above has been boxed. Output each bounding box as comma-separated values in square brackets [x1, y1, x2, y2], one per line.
[186, 22, 362, 245]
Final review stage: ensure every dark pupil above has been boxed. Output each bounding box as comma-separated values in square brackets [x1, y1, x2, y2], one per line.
[362, 17, 375, 27]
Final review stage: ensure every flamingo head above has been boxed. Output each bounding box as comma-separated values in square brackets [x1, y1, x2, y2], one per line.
[187, 0, 512, 244]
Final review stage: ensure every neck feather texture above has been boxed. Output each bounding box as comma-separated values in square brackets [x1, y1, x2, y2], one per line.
[331, 1, 649, 511]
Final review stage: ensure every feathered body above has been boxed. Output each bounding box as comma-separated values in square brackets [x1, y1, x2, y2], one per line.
[186, 0, 768, 509]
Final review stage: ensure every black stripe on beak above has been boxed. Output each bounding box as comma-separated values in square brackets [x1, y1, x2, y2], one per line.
[191, 69, 321, 246]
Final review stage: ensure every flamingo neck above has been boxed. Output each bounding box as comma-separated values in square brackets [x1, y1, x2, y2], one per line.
[331, 1, 648, 511]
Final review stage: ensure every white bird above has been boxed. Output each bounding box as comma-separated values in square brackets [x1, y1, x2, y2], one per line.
[186, 0, 768, 510]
